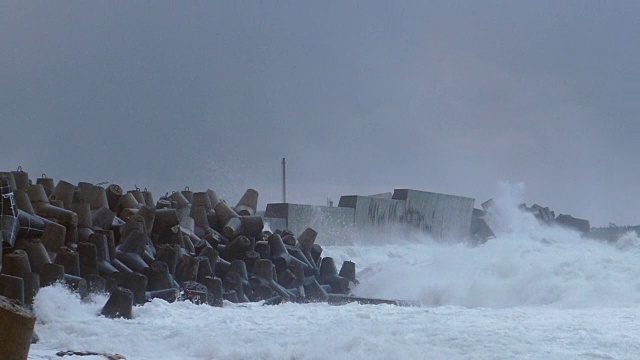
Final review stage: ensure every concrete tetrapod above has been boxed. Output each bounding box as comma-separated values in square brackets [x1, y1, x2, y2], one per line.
[206, 190, 221, 208]
[62, 274, 88, 299]
[225, 260, 252, 302]
[51, 180, 76, 210]
[2, 249, 32, 279]
[14, 209, 56, 242]
[318, 257, 350, 294]
[222, 216, 264, 239]
[40, 263, 65, 287]
[286, 246, 316, 276]
[168, 192, 190, 211]
[117, 192, 140, 216]
[128, 189, 146, 206]
[121, 271, 148, 305]
[181, 187, 194, 204]
[190, 205, 214, 238]
[11, 168, 30, 191]
[120, 215, 146, 246]
[268, 233, 312, 275]
[222, 235, 251, 261]
[303, 278, 329, 302]
[86, 185, 109, 211]
[213, 201, 238, 229]
[175, 254, 200, 285]
[0, 274, 25, 304]
[27, 184, 79, 244]
[338, 260, 359, 285]
[116, 230, 150, 274]
[1, 175, 19, 248]
[88, 233, 119, 277]
[77, 242, 99, 278]
[137, 205, 156, 235]
[101, 287, 134, 319]
[203, 276, 223, 307]
[15, 238, 51, 274]
[0, 172, 17, 191]
[54, 247, 80, 276]
[145, 288, 180, 303]
[85, 274, 107, 294]
[191, 192, 212, 210]
[41, 223, 66, 259]
[36, 174, 55, 197]
[72, 203, 94, 243]
[196, 256, 214, 284]
[181, 281, 209, 305]
[234, 189, 259, 216]
[0, 295, 36, 360]
[250, 259, 295, 302]
[105, 184, 124, 213]
[14, 272, 39, 305]
[155, 244, 181, 277]
[142, 189, 154, 209]
[147, 261, 176, 291]
[13, 190, 36, 215]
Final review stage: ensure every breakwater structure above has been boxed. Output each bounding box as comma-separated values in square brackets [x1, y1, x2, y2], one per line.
[265, 189, 487, 244]
[1, 168, 423, 359]
[0, 167, 606, 359]
[265, 189, 603, 245]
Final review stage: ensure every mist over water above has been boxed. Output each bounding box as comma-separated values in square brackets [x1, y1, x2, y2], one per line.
[328, 183, 640, 308]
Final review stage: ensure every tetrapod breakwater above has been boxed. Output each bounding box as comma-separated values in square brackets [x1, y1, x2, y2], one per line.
[0, 168, 379, 360]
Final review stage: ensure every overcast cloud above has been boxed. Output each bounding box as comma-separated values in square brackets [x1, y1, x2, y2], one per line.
[1, 1, 639, 226]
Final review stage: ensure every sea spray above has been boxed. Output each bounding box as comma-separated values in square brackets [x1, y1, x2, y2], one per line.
[28, 182, 640, 359]
[327, 183, 640, 308]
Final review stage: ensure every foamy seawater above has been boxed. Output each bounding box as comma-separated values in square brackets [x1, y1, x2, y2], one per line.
[29, 186, 640, 359]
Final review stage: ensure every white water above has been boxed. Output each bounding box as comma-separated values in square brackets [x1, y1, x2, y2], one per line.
[29, 184, 640, 359]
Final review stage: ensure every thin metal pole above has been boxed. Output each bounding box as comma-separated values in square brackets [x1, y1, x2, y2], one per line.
[282, 158, 287, 203]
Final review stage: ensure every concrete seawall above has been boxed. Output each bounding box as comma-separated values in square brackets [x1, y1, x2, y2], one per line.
[265, 188, 477, 242]
[264, 203, 354, 244]
[392, 189, 475, 240]
[338, 195, 406, 231]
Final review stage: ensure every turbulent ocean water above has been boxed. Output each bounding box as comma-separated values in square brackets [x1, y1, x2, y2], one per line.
[29, 187, 640, 359]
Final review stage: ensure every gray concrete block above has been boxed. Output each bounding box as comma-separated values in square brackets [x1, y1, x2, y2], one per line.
[392, 189, 475, 240]
[555, 214, 590, 233]
[586, 225, 640, 242]
[263, 217, 287, 232]
[264, 203, 354, 244]
[531, 204, 555, 223]
[367, 192, 393, 199]
[470, 217, 495, 244]
[338, 195, 405, 230]
[481, 199, 495, 211]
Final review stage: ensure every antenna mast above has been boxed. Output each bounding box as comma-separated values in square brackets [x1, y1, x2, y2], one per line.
[281, 158, 287, 203]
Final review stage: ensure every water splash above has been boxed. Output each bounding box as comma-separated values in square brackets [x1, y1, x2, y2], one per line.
[328, 183, 640, 308]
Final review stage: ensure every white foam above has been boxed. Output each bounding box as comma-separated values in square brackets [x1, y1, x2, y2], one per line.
[28, 183, 640, 359]
[329, 183, 640, 308]
[29, 286, 640, 359]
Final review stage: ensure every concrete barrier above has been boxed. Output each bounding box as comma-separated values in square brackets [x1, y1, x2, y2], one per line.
[338, 195, 405, 230]
[555, 214, 590, 233]
[264, 203, 354, 244]
[392, 189, 475, 240]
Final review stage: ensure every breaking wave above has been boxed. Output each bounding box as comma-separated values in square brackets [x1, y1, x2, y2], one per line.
[328, 183, 640, 308]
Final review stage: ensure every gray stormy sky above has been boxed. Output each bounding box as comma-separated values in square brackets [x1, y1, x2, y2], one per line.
[1, 1, 639, 226]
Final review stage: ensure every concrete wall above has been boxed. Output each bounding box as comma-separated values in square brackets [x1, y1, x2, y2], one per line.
[338, 195, 405, 230]
[263, 217, 287, 232]
[586, 226, 640, 242]
[264, 203, 354, 244]
[392, 189, 475, 240]
[263, 189, 476, 243]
